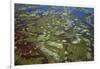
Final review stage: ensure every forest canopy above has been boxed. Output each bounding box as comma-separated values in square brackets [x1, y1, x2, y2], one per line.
[15, 4, 94, 65]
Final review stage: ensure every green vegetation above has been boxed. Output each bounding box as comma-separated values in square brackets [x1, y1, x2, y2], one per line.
[15, 4, 94, 65]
